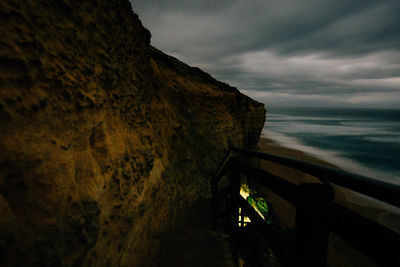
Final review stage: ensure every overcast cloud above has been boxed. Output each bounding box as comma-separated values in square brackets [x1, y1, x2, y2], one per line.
[130, 0, 400, 108]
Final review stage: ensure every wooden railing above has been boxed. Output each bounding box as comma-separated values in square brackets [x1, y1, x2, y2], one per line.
[211, 148, 400, 267]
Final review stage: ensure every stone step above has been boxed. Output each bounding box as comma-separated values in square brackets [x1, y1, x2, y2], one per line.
[159, 226, 235, 267]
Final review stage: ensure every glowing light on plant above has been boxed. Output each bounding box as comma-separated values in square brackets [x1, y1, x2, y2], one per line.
[240, 183, 272, 224]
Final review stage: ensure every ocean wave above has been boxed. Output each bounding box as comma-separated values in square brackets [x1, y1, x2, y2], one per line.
[261, 129, 400, 229]
[261, 129, 400, 184]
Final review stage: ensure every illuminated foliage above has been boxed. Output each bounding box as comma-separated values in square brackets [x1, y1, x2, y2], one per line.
[240, 183, 273, 224]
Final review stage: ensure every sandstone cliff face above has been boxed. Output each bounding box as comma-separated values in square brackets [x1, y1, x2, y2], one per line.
[0, 1, 265, 266]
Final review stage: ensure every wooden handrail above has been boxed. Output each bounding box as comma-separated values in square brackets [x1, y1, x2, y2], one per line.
[232, 147, 400, 207]
[212, 147, 400, 267]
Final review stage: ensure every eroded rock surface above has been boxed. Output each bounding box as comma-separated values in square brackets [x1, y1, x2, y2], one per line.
[0, 1, 265, 266]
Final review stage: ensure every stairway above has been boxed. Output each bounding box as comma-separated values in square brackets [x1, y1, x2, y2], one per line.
[159, 225, 235, 267]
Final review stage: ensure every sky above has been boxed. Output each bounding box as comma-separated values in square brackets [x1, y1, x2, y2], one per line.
[130, 0, 400, 109]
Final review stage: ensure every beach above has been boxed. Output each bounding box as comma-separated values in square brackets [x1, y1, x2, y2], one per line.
[254, 136, 400, 266]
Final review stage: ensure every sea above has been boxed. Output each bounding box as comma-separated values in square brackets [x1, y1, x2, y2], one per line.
[263, 107, 400, 185]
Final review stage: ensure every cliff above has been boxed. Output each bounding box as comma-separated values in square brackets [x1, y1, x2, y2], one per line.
[0, 1, 265, 266]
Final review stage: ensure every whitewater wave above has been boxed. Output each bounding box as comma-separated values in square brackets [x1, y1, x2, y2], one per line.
[261, 129, 400, 185]
[261, 129, 400, 228]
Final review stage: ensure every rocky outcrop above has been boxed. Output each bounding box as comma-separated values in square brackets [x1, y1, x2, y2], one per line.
[0, 1, 265, 266]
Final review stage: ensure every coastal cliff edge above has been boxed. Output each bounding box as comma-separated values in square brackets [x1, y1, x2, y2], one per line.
[0, 1, 265, 266]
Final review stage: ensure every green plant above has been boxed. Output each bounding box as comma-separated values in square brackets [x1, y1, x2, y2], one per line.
[241, 183, 273, 225]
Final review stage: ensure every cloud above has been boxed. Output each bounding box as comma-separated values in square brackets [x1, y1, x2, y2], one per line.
[131, 0, 400, 108]
[349, 77, 400, 90]
[242, 90, 400, 109]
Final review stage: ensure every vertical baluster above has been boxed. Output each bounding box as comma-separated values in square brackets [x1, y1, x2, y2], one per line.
[227, 156, 242, 266]
[295, 183, 333, 267]
[231, 157, 242, 227]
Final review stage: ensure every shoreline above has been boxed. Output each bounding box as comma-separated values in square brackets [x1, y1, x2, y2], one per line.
[262, 129, 400, 184]
[256, 136, 400, 233]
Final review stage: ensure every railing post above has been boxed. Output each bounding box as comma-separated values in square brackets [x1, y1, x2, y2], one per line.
[295, 183, 333, 267]
[226, 157, 242, 265]
[230, 157, 242, 226]
[211, 178, 218, 231]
